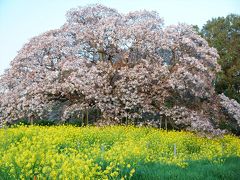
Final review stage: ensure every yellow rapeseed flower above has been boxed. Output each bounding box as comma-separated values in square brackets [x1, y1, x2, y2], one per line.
[0, 125, 239, 179]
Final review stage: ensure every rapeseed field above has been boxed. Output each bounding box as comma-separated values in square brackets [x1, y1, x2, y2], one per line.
[0, 125, 239, 179]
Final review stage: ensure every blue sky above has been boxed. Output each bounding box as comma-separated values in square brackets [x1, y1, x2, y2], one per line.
[0, 0, 239, 75]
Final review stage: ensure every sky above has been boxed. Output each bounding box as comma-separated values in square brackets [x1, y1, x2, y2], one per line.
[0, 0, 239, 75]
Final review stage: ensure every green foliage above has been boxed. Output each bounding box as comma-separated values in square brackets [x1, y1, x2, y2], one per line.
[200, 14, 240, 103]
[0, 167, 15, 180]
[164, 97, 175, 108]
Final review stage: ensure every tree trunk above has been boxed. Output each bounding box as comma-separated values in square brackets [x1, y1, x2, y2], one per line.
[165, 117, 168, 131]
[86, 108, 89, 125]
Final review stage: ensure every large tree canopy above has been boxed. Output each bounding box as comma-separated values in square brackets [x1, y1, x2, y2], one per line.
[201, 14, 240, 103]
[0, 4, 240, 134]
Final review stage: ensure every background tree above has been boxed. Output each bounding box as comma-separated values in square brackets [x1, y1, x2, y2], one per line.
[200, 14, 240, 103]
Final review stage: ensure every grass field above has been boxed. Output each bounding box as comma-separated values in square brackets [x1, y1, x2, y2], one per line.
[0, 125, 240, 179]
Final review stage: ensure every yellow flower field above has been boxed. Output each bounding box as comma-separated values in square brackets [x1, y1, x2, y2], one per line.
[0, 125, 239, 179]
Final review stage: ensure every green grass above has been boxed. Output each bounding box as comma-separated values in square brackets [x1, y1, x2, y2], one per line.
[132, 156, 240, 180]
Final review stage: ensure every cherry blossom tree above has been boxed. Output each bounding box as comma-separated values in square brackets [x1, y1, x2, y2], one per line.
[0, 4, 239, 134]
